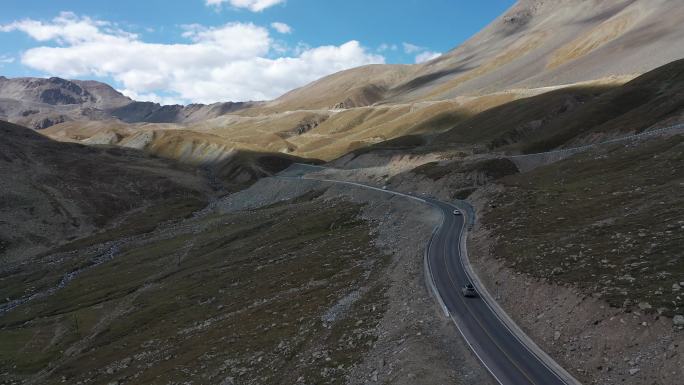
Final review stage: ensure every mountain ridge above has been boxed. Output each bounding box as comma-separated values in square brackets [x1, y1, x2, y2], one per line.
[3, 0, 684, 163]
[0, 76, 260, 129]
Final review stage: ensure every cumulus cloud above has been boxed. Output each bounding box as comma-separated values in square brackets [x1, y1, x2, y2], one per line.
[415, 51, 441, 64]
[2, 13, 384, 104]
[206, 0, 285, 12]
[0, 55, 15, 64]
[0, 12, 136, 45]
[270, 22, 292, 34]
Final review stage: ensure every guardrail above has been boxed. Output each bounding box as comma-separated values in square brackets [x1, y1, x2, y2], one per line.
[448, 201, 581, 385]
[277, 165, 579, 385]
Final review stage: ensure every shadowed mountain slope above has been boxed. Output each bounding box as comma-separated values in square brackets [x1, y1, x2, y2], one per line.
[0, 120, 210, 261]
[4, 0, 684, 163]
[435, 58, 684, 153]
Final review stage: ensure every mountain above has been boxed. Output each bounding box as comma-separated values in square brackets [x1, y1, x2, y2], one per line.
[2, 2, 684, 385]
[271, 0, 684, 108]
[0, 76, 131, 107]
[384, 0, 684, 102]
[430, 58, 684, 153]
[0, 120, 209, 262]
[0, 119, 316, 263]
[0, 76, 256, 129]
[4, 0, 684, 162]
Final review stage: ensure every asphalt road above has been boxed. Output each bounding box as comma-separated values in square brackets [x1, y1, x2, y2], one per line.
[425, 198, 569, 385]
[279, 167, 575, 384]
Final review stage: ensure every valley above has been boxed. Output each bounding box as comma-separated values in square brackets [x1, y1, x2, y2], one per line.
[1, 1, 684, 384]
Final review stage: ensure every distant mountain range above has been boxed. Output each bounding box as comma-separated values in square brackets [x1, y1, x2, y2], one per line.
[2, 3, 684, 383]
[1, 0, 684, 164]
[4, 0, 684, 135]
[0, 76, 256, 129]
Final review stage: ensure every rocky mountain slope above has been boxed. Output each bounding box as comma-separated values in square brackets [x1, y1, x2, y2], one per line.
[2, 1, 684, 384]
[3, 0, 684, 164]
[432, 57, 684, 153]
[0, 120, 314, 263]
[0, 77, 256, 129]
[471, 133, 684, 384]
[0, 121, 211, 262]
[266, 0, 684, 108]
[0, 194, 388, 385]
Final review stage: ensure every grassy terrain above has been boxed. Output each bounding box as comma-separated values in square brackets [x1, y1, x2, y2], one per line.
[0, 193, 389, 385]
[42, 89, 526, 162]
[426, 60, 684, 155]
[435, 86, 611, 150]
[53, 197, 207, 253]
[483, 135, 684, 316]
[0, 121, 210, 262]
[520, 59, 684, 153]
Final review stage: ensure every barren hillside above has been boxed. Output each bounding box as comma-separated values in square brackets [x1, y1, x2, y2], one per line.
[0, 121, 209, 262]
[2, 1, 684, 385]
[0, 0, 679, 164]
[263, 0, 684, 109]
[0, 77, 257, 130]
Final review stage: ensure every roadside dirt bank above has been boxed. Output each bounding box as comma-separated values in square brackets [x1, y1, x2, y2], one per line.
[467, 186, 684, 385]
[217, 177, 494, 384]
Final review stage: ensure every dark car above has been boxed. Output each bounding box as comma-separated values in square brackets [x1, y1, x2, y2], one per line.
[462, 283, 477, 298]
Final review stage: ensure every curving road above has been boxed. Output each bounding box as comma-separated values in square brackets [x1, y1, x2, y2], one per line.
[425, 198, 572, 385]
[278, 166, 578, 385]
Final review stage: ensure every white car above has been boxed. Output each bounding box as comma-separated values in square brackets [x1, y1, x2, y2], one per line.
[453, 210, 462, 216]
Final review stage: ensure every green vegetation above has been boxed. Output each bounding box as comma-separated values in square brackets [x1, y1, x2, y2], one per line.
[0, 121, 210, 263]
[484, 136, 684, 315]
[0, 193, 389, 385]
[54, 197, 207, 253]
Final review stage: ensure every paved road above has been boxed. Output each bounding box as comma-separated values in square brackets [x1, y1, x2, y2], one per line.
[425, 198, 570, 385]
[279, 167, 576, 384]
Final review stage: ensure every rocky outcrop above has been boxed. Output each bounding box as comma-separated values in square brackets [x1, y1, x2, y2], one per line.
[0, 76, 120, 107]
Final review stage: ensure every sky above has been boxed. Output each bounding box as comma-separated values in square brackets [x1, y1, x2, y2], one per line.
[0, 0, 515, 105]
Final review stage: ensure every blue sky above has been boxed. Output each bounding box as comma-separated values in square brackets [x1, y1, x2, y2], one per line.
[0, 0, 514, 104]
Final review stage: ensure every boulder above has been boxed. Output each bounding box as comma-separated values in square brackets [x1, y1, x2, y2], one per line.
[673, 315, 684, 327]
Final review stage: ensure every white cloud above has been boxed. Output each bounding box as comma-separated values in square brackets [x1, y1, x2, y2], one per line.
[119, 88, 187, 106]
[415, 51, 441, 64]
[402, 42, 423, 54]
[181, 22, 271, 58]
[0, 55, 14, 64]
[270, 22, 292, 34]
[401, 42, 441, 63]
[206, 0, 285, 12]
[3, 13, 383, 104]
[377, 43, 397, 52]
[0, 11, 136, 45]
